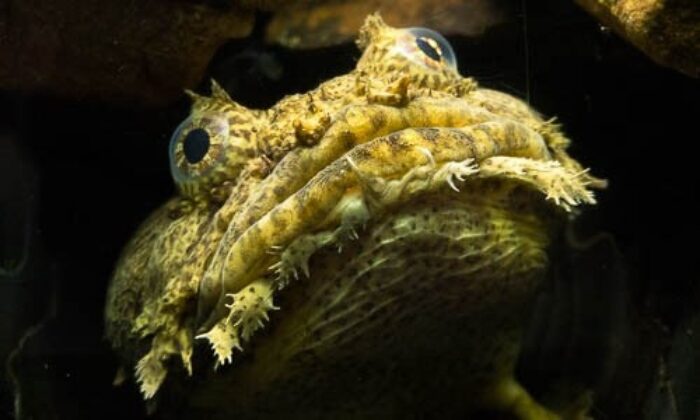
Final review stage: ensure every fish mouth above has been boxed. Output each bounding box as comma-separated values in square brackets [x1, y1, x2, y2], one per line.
[193, 94, 599, 364]
[107, 92, 602, 401]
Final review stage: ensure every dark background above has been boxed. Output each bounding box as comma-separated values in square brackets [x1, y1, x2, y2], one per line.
[1, 0, 698, 419]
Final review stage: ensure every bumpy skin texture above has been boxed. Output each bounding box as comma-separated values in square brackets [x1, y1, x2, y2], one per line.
[105, 14, 603, 419]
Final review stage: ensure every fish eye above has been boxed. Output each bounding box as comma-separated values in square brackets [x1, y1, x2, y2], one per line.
[415, 36, 442, 62]
[169, 114, 229, 186]
[397, 27, 457, 71]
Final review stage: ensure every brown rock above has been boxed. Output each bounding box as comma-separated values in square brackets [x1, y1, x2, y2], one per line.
[0, 0, 505, 105]
[0, 0, 254, 106]
[265, 0, 503, 49]
[576, 0, 700, 78]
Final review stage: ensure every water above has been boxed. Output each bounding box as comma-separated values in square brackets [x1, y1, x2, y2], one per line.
[1, 1, 698, 419]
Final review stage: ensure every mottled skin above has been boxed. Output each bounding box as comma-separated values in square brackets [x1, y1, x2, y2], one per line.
[105, 14, 604, 419]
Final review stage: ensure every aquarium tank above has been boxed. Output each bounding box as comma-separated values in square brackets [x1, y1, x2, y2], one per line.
[1, 0, 698, 419]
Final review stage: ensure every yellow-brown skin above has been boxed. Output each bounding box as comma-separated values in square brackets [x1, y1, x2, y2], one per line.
[105, 14, 604, 419]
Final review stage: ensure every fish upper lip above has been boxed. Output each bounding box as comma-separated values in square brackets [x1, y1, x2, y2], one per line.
[194, 117, 561, 334]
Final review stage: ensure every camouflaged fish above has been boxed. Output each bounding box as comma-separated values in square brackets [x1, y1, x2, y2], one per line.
[105, 14, 605, 419]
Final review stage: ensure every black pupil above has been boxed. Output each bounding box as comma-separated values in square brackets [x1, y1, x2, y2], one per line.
[416, 37, 441, 62]
[183, 128, 210, 164]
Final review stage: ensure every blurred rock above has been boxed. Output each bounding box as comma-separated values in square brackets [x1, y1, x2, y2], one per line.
[265, 0, 504, 49]
[0, 0, 254, 106]
[576, 0, 700, 78]
[0, 1, 507, 105]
